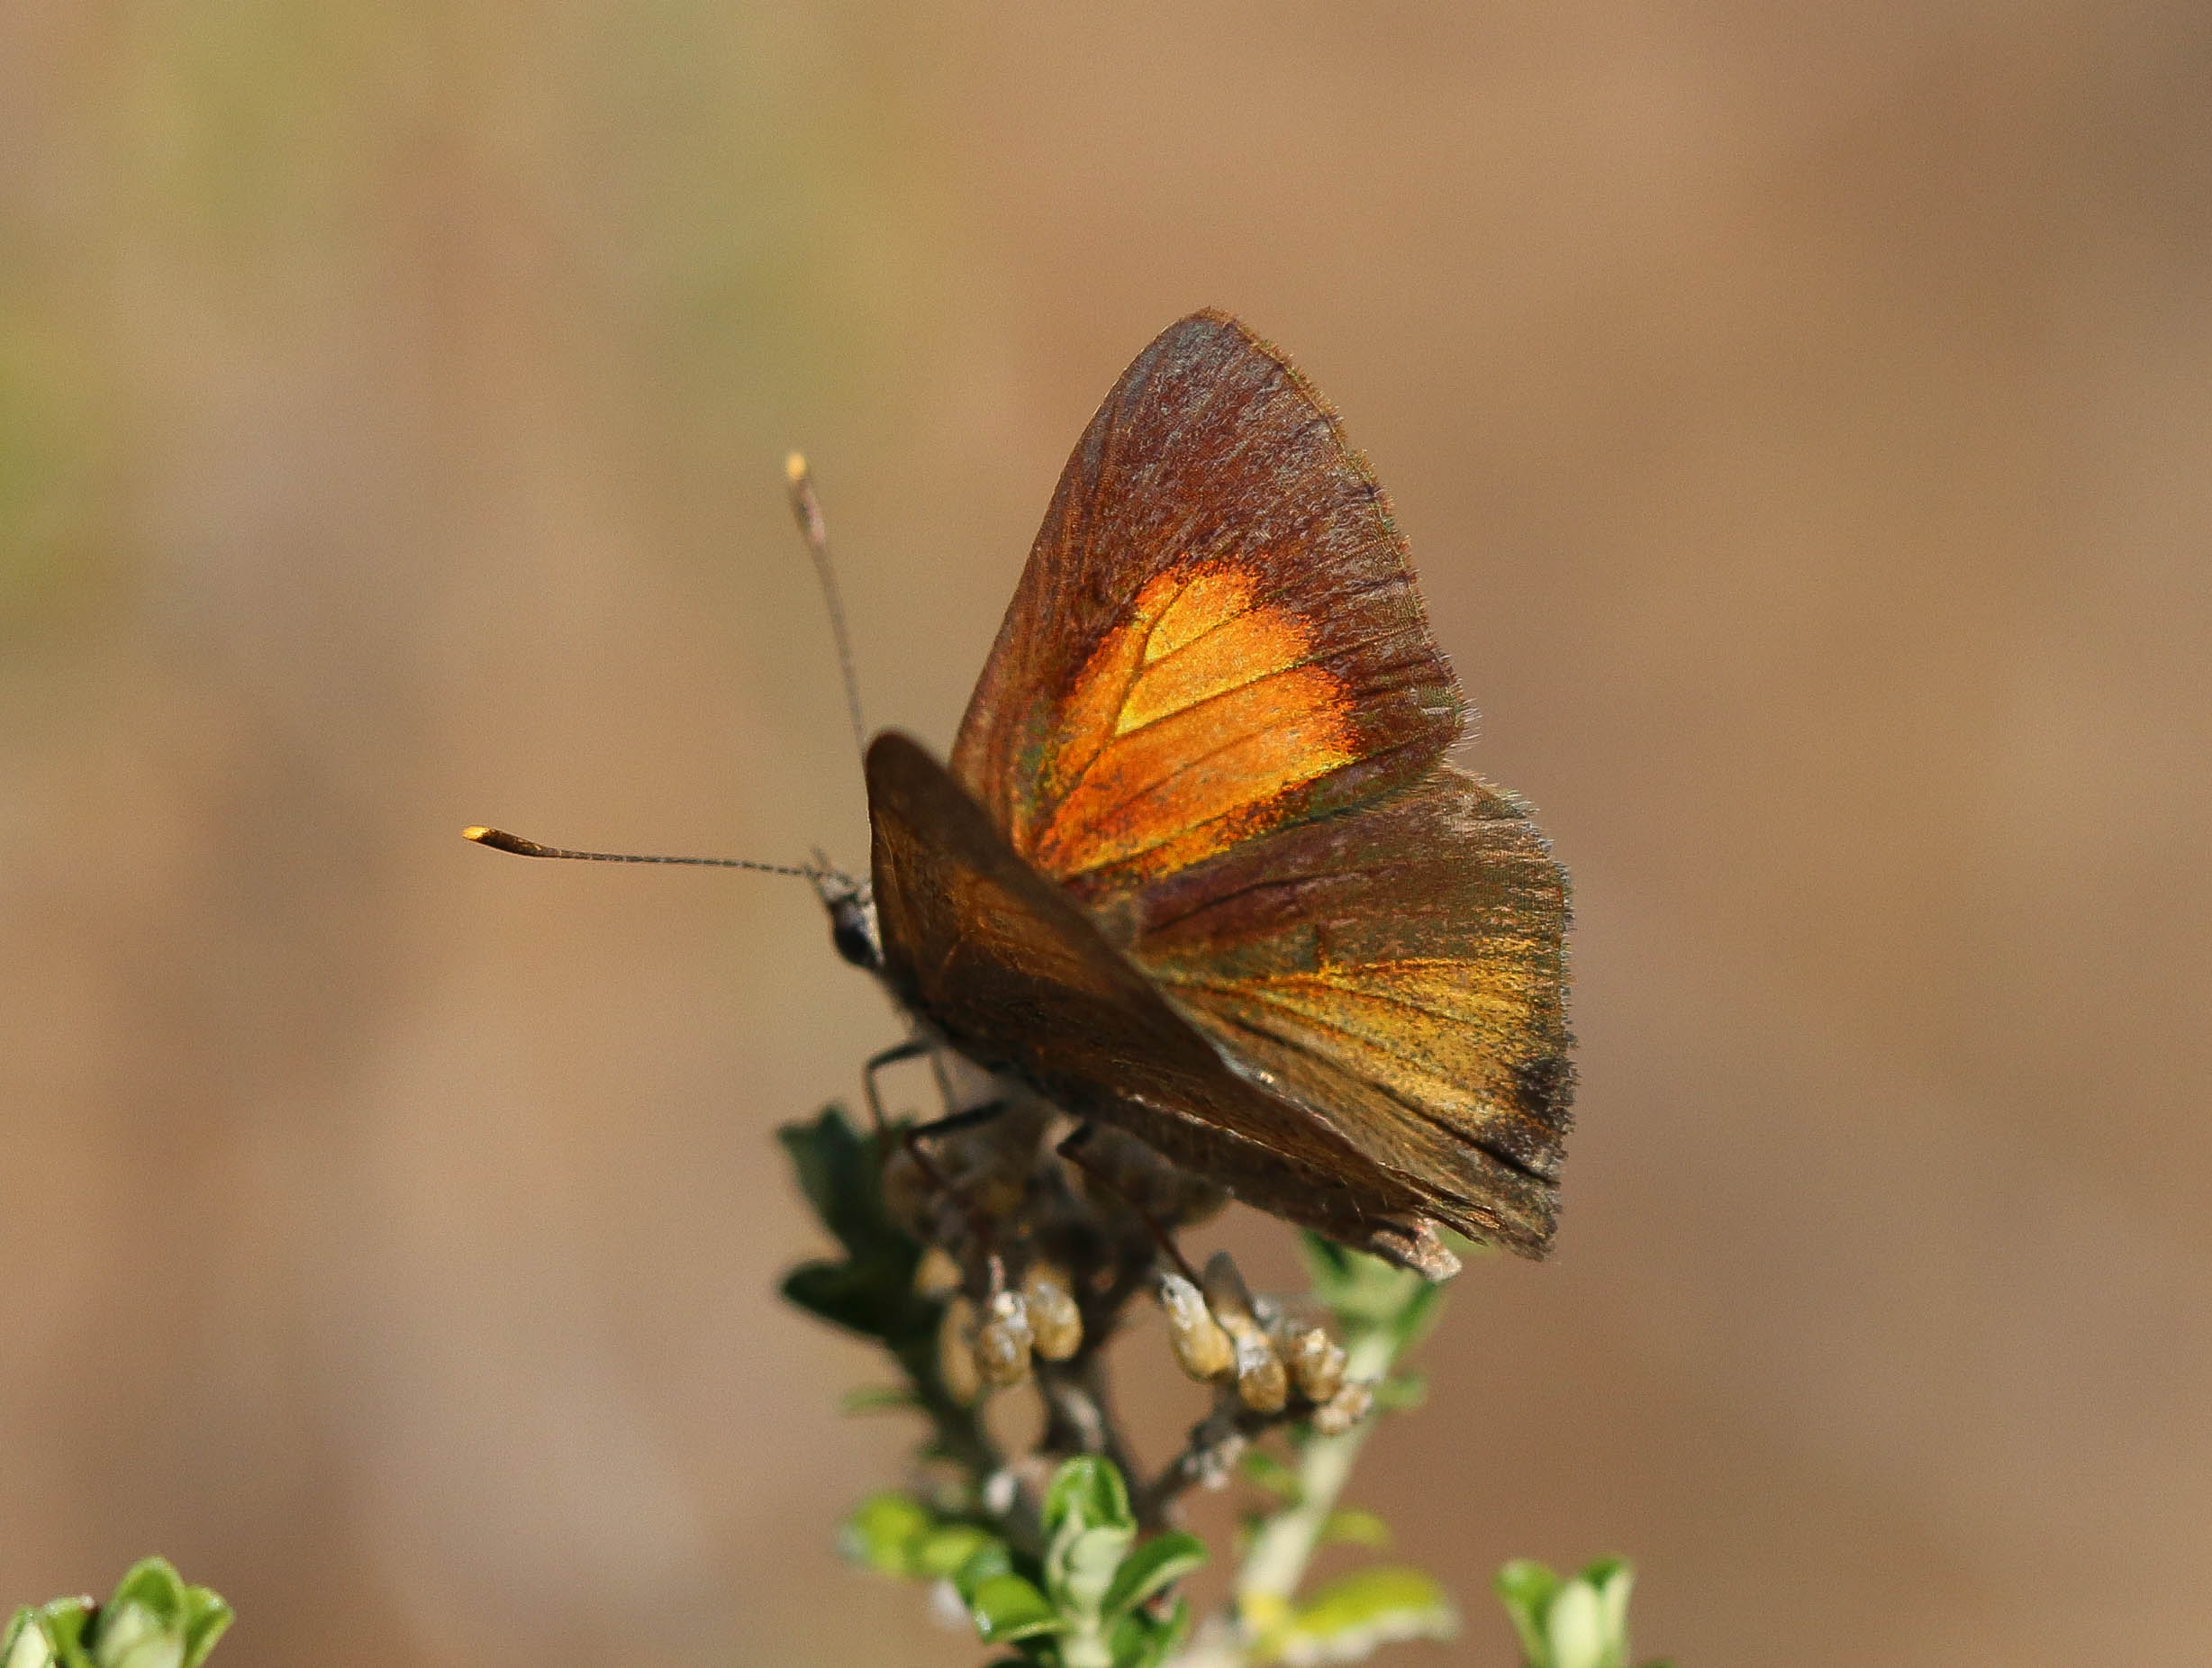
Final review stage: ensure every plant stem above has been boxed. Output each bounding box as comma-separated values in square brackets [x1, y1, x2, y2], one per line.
[1164, 1324, 1404, 1667]
[1233, 1325, 1399, 1609]
[893, 1335, 1001, 1483]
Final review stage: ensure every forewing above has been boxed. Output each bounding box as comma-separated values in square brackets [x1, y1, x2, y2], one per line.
[1125, 765, 1573, 1256]
[949, 311, 1462, 896]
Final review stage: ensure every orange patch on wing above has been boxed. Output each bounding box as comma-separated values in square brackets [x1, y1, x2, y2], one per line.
[1145, 565, 1257, 662]
[1119, 605, 1318, 733]
[1025, 558, 1356, 879]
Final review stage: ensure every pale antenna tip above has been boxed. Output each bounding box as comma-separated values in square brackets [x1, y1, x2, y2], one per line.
[462, 826, 544, 857]
[784, 450, 809, 484]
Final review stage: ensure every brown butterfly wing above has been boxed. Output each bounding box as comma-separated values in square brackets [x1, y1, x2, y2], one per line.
[1124, 765, 1573, 1256]
[948, 310, 1462, 896]
[865, 731, 1461, 1276]
[933, 310, 1572, 1260]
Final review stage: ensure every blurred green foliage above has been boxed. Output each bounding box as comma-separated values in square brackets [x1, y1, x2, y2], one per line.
[3, 1558, 231, 1668]
[846, 1456, 1202, 1668]
[776, 1104, 995, 1477]
[1495, 1558, 1669, 1668]
[780, 1105, 1673, 1668]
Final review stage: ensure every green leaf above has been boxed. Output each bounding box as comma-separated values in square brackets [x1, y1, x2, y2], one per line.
[1041, 1457, 1138, 1624]
[1108, 1595, 1191, 1668]
[1271, 1566, 1457, 1664]
[1545, 1581, 1609, 1668]
[775, 1106, 881, 1255]
[102, 1564, 186, 1628]
[1296, 1232, 1441, 1347]
[97, 1556, 231, 1668]
[1042, 1455, 1134, 1537]
[1297, 1231, 1356, 1288]
[839, 1492, 933, 1575]
[1298, 1235, 1406, 1328]
[174, 1591, 231, 1668]
[1098, 1532, 1205, 1621]
[90, 1604, 180, 1668]
[1583, 1559, 1634, 1654]
[779, 1254, 936, 1346]
[1437, 1226, 1485, 1263]
[14, 1600, 93, 1668]
[1385, 1280, 1445, 1354]
[1493, 1557, 1639, 1668]
[1316, 1509, 1392, 1550]
[1238, 1447, 1302, 1502]
[1369, 1373, 1427, 1412]
[911, 1524, 1001, 1582]
[1550, 1559, 1635, 1668]
[3, 1565, 226, 1668]
[1494, 1560, 1566, 1664]
[1050, 1527, 1133, 1627]
[954, 1541, 1016, 1599]
[966, 1574, 1063, 1645]
[5, 1612, 57, 1668]
[775, 1109, 943, 1350]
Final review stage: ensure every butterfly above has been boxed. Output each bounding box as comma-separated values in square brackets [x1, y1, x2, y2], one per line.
[824, 311, 1573, 1281]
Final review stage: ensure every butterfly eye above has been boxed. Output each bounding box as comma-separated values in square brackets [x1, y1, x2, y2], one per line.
[825, 889, 881, 969]
[831, 920, 873, 965]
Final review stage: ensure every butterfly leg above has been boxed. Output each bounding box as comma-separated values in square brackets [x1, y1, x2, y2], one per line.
[865, 1042, 1016, 1252]
[1056, 1122, 1203, 1285]
[904, 1095, 1011, 1158]
[907, 1096, 1011, 1140]
[860, 1037, 935, 1136]
[900, 1096, 1011, 1206]
[902, 1097, 1024, 1297]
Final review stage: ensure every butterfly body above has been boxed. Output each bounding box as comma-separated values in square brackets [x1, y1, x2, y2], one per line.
[845, 312, 1572, 1278]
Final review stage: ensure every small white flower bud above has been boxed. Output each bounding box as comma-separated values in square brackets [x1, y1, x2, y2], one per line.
[1020, 1263, 1083, 1361]
[972, 1288, 1034, 1387]
[1219, 1310, 1289, 1414]
[1311, 1380, 1374, 1437]
[1286, 1328, 1347, 1404]
[1157, 1272, 1237, 1382]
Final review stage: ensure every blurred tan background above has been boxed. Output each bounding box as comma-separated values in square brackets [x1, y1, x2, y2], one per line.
[5, 3, 2209, 1663]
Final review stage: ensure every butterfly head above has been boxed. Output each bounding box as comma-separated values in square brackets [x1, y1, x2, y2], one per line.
[813, 864, 881, 971]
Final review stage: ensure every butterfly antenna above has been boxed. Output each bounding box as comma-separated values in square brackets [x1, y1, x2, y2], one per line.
[784, 452, 869, 764]
[461, 826, 821, 880]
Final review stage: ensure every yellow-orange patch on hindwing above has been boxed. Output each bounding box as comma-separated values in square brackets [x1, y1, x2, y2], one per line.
[1159, 956, 1555, 1133]
[1025, 558, 1355, 881]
